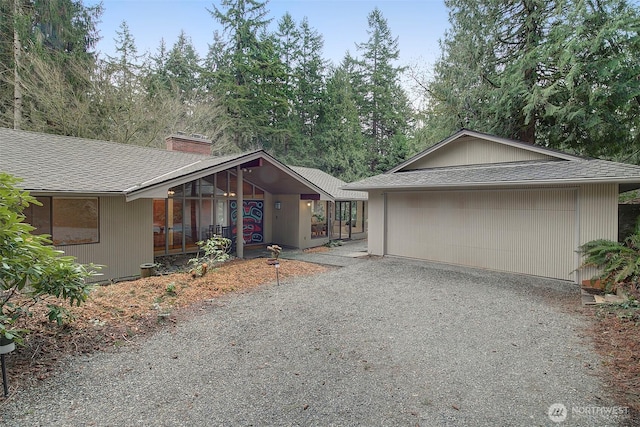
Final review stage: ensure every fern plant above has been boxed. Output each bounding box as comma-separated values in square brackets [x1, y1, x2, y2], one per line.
[578, 233, 640, 295]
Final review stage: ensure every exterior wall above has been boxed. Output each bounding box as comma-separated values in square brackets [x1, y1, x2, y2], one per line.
[367, 192, 386, 256]
[576, 183, 619, 284]
[384, 187, 579, 281]
[271, 194, 300, 248]
[298, 200, 320, 250]
[405, 136, 555, 170]
[262, 192, 273, 244]
[58, 196, 153, 283]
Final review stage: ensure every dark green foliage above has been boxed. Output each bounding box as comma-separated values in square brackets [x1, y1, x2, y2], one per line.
[0, 173, 99, 342]
[578, 234, 640, 295]
[424, 0, 640, 159]
[353, 8, 413, 174]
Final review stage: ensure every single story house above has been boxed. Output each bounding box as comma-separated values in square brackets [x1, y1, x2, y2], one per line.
[343, 129, 640, 284]
[0, 128, 367, 282]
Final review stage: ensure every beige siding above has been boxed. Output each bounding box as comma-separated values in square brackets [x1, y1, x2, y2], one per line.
[59, 196, 153, 283]
[262, 192, 274, 244]
[576, 183, 619, 284]
[385, 188, 577, 281]
[405, 136, 556, 170]
[271, 194, 299, 248]
[367, 192, 386, 256]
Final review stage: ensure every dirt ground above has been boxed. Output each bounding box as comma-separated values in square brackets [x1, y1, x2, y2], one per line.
[1, 252, 638, 421]
[587, 303, 640, 421]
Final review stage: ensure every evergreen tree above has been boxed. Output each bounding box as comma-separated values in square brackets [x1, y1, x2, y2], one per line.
[164, 31, 203, 101]
[315, 65, 367, 181]
[0, 0, 101, 131]
[207, 0, 288, 151]
[274, 14, 327, 163]
[425, 0, 640, 159]
[354, 8, 413, 173]
[540, 0, 640, 159]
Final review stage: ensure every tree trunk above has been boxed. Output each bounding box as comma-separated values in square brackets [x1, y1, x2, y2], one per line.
[13, 0, 22, 130]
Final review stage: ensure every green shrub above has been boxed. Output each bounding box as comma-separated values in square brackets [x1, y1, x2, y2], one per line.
[0, 173, 100, 343]
[578, 233, 640, 297]
[188, 236, 232, 277]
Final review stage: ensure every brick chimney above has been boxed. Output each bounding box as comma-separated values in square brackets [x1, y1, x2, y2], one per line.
[165, 132, 212, 155]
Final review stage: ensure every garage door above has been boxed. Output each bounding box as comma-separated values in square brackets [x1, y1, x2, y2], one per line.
[385, 188, 577, 280]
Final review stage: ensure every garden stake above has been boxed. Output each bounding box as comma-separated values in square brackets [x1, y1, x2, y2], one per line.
[1, 354, 8, 397]
[275, 261, 280, 285]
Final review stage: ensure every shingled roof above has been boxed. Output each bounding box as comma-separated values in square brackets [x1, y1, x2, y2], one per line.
[0, 127, 231, 194]
[0, 128, 341, 201]
[289, 166, 367, 201]
[343, 158, 640, 192]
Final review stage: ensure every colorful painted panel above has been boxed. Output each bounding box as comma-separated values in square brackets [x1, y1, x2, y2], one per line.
[230, 200, 264, 244]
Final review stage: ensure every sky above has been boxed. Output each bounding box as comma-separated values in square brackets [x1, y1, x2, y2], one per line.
[88, 0, 450, 71]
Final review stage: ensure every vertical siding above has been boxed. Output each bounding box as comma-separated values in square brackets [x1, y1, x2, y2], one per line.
[271, 194, 299, 248]
[576, 183, 618, 284]
[59, 196, 153, 282]
[386, 188, 577, 281]
[368, 192, 385, 256]
[407, 137, 555, 169]
[263, 192, 273, 244]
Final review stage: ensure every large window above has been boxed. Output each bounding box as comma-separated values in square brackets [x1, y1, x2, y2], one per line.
[154, 171, 266, 254]
[311, 201, 328, 238]
[24, 197, 99, 245]
[333, 201, 366, 239]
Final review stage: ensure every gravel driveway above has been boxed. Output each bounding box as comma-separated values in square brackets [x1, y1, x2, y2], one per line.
[0, 256, 621, 426]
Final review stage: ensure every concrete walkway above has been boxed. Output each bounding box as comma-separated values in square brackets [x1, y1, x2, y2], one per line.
[243, 239, 369, 267]
[280, 239, 369, 267]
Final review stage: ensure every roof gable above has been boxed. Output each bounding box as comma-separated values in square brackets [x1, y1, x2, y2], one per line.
[0, 128, 332, 200]
[389, 129, 582, 173]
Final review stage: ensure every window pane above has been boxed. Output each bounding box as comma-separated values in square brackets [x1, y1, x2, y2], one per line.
[311, 201, 327, 238]
[52, 198, 99, 245]
[201, 175, 215, 197]
[184, 199, 199, 250]
[153, 199, 167, 253]
[24, 196, 52, 236]
[254, 186, 264, 199]
[184, 180, 200, 197]
[168, 198, 183, 252]
[351, 201, 363, 233]
[168, 185, 182, 198]
[216, 172, 228, 196]
[229, 174, 238, 197]
[243, 180, 253, 197]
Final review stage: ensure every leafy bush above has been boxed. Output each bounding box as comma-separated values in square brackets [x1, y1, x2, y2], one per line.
[0, 173, 100, 343]
[188, 236, 232, 278]
[578, 233, 640, 298]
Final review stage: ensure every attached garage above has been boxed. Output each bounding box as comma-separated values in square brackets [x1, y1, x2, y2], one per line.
[344, 129, 640, 283]
[386, 188, 577, 280]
